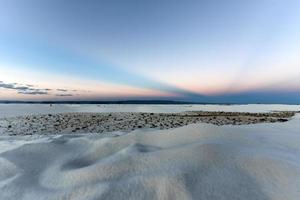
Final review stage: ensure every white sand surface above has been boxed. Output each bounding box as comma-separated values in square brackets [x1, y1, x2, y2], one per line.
[0, 114, 300, 199]
[1, 103, 300, 118]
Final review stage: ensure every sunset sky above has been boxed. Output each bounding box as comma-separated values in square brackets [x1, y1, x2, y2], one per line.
[1, 0, 300, 103]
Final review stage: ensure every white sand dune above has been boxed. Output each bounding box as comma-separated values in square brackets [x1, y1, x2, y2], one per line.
[1, 117, 300, 200]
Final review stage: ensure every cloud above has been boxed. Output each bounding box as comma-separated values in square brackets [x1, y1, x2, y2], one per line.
[0, 81, 49, 95]
[18, 90, 48, 95]
[0, 82, 15, 89]
[56, 94, 73, 97]
[57, 89, 68, 92]
[14, 86, 30, 90]
[56, 88, 91, 96]
[0, 80, 90, 97]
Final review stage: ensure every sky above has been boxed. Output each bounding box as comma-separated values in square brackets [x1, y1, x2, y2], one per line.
[0, 0, 300, 103]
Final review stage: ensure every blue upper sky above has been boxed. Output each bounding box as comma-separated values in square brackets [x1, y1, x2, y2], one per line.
[0, 0, 300, 103]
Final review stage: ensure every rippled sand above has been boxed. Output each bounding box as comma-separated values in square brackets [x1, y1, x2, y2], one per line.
[1, 118, 300, 200]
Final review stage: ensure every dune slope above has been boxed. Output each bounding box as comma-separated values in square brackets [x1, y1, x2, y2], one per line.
[0, 120, 300, 200]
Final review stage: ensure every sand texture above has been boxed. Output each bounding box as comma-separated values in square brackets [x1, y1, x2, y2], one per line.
[0, 119, 300, 200]
[0, 111, 297, 135]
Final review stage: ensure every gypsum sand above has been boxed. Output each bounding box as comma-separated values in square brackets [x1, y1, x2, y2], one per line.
[0, 111, 298, 135]
[1, 121, 300, 200]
